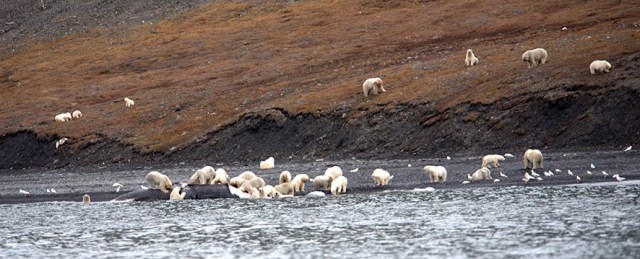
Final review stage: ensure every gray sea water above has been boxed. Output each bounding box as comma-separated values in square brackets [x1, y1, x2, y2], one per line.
[1, 184, 639, 258]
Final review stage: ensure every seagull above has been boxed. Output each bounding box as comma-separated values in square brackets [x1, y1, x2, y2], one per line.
[567, 170, 574, 176]
[555, 169, 562, 173]
[535, 176, 543, 181]
[586, 170, 593, 175]
[349, 168, 359, 173]
[19, 189, 30, 196]
[446, 156, 451, 160]
[548, 171, 555, 176]
[602, 171, 609, 178]
[493, 179, 500, 183]
[504, 153, 515, 158]
[462, 180, 470, 185]
[543, 171, 551, 177]
[55, 137, 69, 149]
[50, 188, 56, 193]
[408, 164, 412, 167]
[523, 172, 533, 183]
[576, 175, 582, 183]
[612, 174, 625, 181]
[624, 146, 632, 152]
[467, 174, 473, 180]
[46, 189, 51, 193]
[499, 172, 508, 178]
[140, 185, 149, 190]
[530, 170, 540, 177]
[591, 164, 596, 169]
[113, 183, 124, 193]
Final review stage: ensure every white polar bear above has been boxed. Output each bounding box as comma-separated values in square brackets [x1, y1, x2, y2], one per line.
[259, 185, 280, 198]
[145, 171, 173, 193]
[170, 186, 186, 200]
[188, 166, 216, 185]
[211, 168, 229, 185]
[55, 112, 72, 122]
[239, 177, 266, 193]
[482, 155, 506, 168]
[465, 49, 479, 66]
[422, 165, 447, 183]
[274, 182, 295, 196]
[330, 176, 348, 196]
[590, 60, 612, 74]
[312, 175, 333, 191]
[260, 157, 275, 169]
[83, 194, 91, 205]
[238, 171, 257, 181]
[291, 174, 310, 192]
[362, 77, 386, 97]
[471, 167, 492, 181]
[523, 149, 544, 169]
[371, 169, 393, 186]
[72, 110, 82, 119]
[522, 48, 548, 68]
[324, 166, 343, 180]
[124, 97, 135, 107]
[229, 177, 248, 188]
[279, 171, 292, 184]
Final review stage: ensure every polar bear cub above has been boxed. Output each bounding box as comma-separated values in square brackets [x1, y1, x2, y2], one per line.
[523, 149, 544, 169]
[471, 167, 492, 181]
[189, 166, 216, 184]
[324, 166, 343, 180]
[72, 110, 82, 119]
[371, 169, 393, 186]
[274, 182, 295, 196]
[145, 171, 173, 193]
[259, 185, 280, 198]
[330, 176, 348, 196]
[260, 157, 275, 169]
[362, 77, 386, 97]
[291, 174, 310, 192]
[465, 49, 479, 66]
[170, 186, 186, 200]
[422, 165, 447, 183]
[312, 175, 333, 191]
[590, 60, 612, 74]
[124, 97, 135, 107]
[210, 168, 229, 185]
[279, 171, 292, 184]
[522, 48, 548, 68]
[481, 155, 506, 168]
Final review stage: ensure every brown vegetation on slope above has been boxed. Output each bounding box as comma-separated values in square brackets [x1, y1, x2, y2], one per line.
[0, 0, 639, 166]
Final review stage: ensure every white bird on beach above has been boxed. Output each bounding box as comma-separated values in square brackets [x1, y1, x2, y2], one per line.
[624, 146, 632, 152]
[493, 179, 500, 183]
[530, 170, 540, 177]
[586, 170, 593, 175]
[555, 169, 562, 173]
[612, 174, 625, 181]
[543, 171, 551, 177]
[576, 175, 582, 183]
[523, 172, 533, 183]
[408, 164, 412, 167]
[446, 156, 451, 160]
[50, 188, 56, 193]
[19, 189, 30, 196]
[55, 137, 69, 149]
[535, 176, 543, 181]
[467, 174, 473, 180]
[591, 164, 596, 169]
[113, 183, 124, 193]
[499, 172, 508, 178]
[46, 189, 51, 193]
[350, 168, 359, 173]
[602, 171, 609, 178]
[462, 180, 470, 185]
[140, 185, 149, 190]
[504, 153, 515, 158]
[567, 170, 574, 176]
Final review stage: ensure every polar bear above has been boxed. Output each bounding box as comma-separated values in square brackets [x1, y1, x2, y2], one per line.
[238, 171, 257, 181]
[482, 155, 506, 168]
[260, 157, 275, 169]
[371, 169, 393, 186]
[72, 110, 82, 119]
[82, 194, 91, 205]
[590, 60, 612, 74]
[291, 174, 310, 192]
[124, 97, 135, 107]
[189, 166, 216, 184]
[312, 175, 333, 191]
[471, 167, 492, 181]
[170, 186, 186, 200]
[422, 165, 447, 183]
[522, 48, 548, 68]
[330, 176, 348, 196]
[274, 182, 295, 196]
[362, 77, 386, 97]
[259, 185, 280, 198]
[239, 177, 266, 193]
[324, 166, 343, 180]
[523, 149, 544, 169]
[229, 177, 248, 188]
[145, 171, 173, 193]
[54, 112, 72, 122]
[211, 168, 229, 185]
[279, 171, 292, 184]
[465, 49, 479, 66]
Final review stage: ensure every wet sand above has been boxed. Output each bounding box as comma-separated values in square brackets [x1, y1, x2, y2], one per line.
[1, 149, 638, 204]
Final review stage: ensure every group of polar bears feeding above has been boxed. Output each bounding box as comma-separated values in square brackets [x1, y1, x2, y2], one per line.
[54, 110, 82, 122]
[363, 47, 611, 97]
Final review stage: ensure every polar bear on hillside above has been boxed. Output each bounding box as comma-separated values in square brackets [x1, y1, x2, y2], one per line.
[422, 165, 447, 183]
[145, 171, 173, 193]
[471, 167, 492, 181]
[291, 174, 310, 192]
[371, 169, 393, 186]
[72, 110, 82, 119]
[362, 77, 386, 97]
[522, 48, 548, 68]
[481, 155, 506, 168]
[465, 49, 479, 66]
[590, 60, 612, 74]
[189, 166, 216, 185]
[330, 176, 348, 196]
[523, 149, 544, 169]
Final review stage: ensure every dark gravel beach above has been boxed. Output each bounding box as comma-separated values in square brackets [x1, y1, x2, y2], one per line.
[2, 149, 638, 204]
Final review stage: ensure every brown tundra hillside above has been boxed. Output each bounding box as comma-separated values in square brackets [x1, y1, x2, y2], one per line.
[0, 0, 639, 168]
